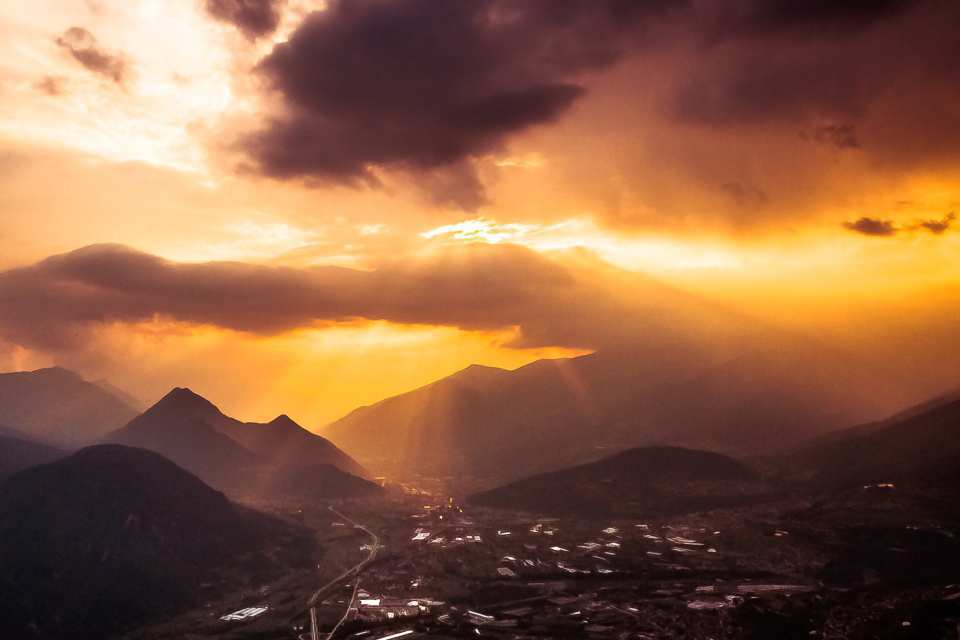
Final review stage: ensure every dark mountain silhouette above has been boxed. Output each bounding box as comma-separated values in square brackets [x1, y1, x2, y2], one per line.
[212, 412, 368, 479]
[787, 393, 960, 487]
[104, 388, 259, 487]
[325, 342, 910, 486]
[0, 445, 300, 639]
[0, 367, 138, 448]
[103, 387, 373, 499]
[0, 423, 30, 439]
[469, 445, 772, 517]
[0, 427, 65, 479]
[257, 462, 381, 499]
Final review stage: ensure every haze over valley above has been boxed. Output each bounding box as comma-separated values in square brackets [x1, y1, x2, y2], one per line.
[2, 0, 960, 638]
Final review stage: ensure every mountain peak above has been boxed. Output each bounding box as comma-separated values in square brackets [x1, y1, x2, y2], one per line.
[0, 366, 139, 448]
[451, 363, 507, 385]
[469, 445, 768, 517]
[168, 386, 198, 397]
[151, 387, 220, 416]
[0, 443, 285, 639]
[462, 363, 501, 373]
[31, 366, 83, 381]
[269, 414, 299, 427]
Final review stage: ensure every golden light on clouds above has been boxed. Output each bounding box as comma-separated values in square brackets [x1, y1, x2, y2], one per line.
[6, 318, 585, 427]
[0, 0, 236, 173]
[422, 218, 742, 272]
[1, 0, 958, 424]
[161, 220, 323, 262]
[492, 152, 546, 170]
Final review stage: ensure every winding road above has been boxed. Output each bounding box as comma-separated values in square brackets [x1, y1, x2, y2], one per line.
[307, 506, 380, 640]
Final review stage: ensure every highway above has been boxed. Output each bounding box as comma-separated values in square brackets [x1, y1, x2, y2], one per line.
[306, 506, 380, 640]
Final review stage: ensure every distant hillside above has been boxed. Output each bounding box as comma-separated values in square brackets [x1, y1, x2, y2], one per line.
[787, 393, 960, 488]
[103, 388, 373, 499]
[211, 412, 368, 479]
[0, 429, 65, 479]
[104, 388, 259, 486]
[325, 342, 909, 486]
[0, 445, 300, 639]
[0, 424, 30, 439]
[257, 463, 381, 499]
[0, 367, 138, 448]
[469, 446, 773, 517]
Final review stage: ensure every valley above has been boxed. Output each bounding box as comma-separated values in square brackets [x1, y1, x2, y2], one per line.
[127, 478, 960, 640]
[1, 367, 958, 639]
[4, 3, 959, 637]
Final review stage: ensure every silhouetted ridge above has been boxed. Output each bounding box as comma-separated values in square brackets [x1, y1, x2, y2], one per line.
[31, 365, 83, 381]
[587, 446, 760, 482]
[0, 430, 65, 479]
[789, 395, 960, 487]
[325, 341, 909, 486]
[103, 390, 259, 486]
[0, 424, 28, 440]
[152, 386, 221, 416]
[469, 445, 772, 517]
[0, 444, 294, 639]
[220, 410, 371, 480]
[103, 387, 371, 498]
[0, 367, 138, 448]
[259, 462, 381, 499]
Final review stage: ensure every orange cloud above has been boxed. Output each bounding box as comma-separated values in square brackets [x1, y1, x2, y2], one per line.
[0, 243, 714, 354]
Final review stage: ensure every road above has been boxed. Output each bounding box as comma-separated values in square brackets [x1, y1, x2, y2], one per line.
[307, 506, 380, 640]
[325, 577, 360, 640]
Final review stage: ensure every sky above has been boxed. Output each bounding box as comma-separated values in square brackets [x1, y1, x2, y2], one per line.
[1, 0, 958, 427]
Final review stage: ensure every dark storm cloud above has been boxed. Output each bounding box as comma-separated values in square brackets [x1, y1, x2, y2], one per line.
[241, 0, 676, 208]
[646, 0, 960, 219]
[205, 0, 283, 39]
[671, 1, 960, 129]
[0, 244, 580, 350]
[700, 0, 913, 38]
[844, 212, 957, 237]
[916, 212, 955, 235]
[671, 50, 867, 126]
[229, 0, 960, 216]
[55, 27, 128, 86]
[0, 245, 721, 354]
[843, 217, 897, 236]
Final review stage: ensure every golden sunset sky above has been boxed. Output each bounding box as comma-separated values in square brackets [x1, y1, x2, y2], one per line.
[1, 0, 958, 427]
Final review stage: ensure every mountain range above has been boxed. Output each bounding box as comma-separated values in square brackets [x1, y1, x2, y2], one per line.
[324, 342, 914, 487]
[0, 367, 138, 448]
[785, 392, 960, 488]
[0, 364, 957, 637]
[469, 445, 774, 517]
[0, 444, 307, 639]
[103, 387, 377, 500]
[470, 391, 960, 518]
[0, 425, 64, 480]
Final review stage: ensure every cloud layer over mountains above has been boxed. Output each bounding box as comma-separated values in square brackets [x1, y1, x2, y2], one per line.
[0, 243, 705, 352]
